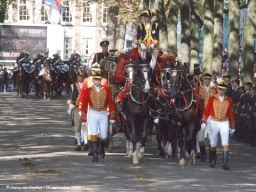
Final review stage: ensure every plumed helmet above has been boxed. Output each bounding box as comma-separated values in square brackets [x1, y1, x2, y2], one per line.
[91, 62, 102, 78]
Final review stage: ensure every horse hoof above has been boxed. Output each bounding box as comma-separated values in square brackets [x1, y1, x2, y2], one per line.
[158, 150, 165, 157]
[138, 157, 143, 162]
[138, 152, 143, 159]
[133, 157, 139, 164]
[186, 152, 192, 159]
[179, 158, 185, 166]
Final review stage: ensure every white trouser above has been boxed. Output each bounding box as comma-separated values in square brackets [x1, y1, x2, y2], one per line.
[88, 108, 108, 140]
[198, 116, 211, 141]
[209, 120, 229, 147]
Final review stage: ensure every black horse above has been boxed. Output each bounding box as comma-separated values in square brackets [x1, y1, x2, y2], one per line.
[122, 58, 151, 164]
[163, 63, 203, 166]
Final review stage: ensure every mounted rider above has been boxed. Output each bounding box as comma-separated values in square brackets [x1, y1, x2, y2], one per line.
[92, 40, 109, 79]
[115, 10, 159, 103]
[38, 51, 56, 84]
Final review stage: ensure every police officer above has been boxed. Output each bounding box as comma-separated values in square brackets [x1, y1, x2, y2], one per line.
[223, 74, 232, 97]
[92, 40, 109, 79]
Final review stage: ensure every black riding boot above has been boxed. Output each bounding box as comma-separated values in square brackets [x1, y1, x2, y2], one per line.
[208, 144, 212, 162]
[87, 141, 93, 156]
[223, 151, 230, 170]
[99, 140, 106, 159]
[92, 141, 98, 162]
[200, 145, 206, 162]
[210, 150, 217, 168]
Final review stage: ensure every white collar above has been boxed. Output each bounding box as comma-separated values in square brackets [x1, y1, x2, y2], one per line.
[218, 94, 224, 102]
[94, 85, 100, 92]
[204, 85, 211, 91]
[79, 82, 83, 89]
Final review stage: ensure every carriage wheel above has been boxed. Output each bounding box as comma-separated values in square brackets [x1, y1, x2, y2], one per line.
[108, 123, 113, 153]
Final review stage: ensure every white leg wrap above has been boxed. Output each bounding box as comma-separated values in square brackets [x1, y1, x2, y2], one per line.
[75, 132, 81, 146]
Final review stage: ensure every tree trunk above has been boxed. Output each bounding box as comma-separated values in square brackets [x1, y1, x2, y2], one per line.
[116, 20, 127, 51]
[212, 0, 223, 79]
[154, 0, 168, 54]
[202, 0, 214, 74]
[166, 1, 178, 57]
[242, 0, 256, 83]
[190, 0, 203, 74]
[106, 3, 119, 50]
[180, 2, 190, 67]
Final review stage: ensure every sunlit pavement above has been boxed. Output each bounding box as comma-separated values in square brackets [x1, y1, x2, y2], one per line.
[0, 92, 256, 192]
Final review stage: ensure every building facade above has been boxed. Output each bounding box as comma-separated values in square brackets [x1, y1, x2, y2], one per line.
[1, 0, 110, 66]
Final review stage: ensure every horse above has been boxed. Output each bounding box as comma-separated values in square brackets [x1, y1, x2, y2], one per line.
[65, 59, 77, 94]
[148, 57, 177, 157]
[42, 59, 56, 100]
[15, 62, 30, 98]
[163, 63, 203, 166]
[122, 57, 151, 164]
[31, 60, 43, 98]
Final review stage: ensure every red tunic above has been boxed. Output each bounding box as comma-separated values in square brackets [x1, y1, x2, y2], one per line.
[202, 94, 235, 129]
[79, 86, 115, 122]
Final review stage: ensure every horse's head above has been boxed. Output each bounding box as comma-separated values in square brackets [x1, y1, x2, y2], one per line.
[137, 64, 150, 93]
[162, 63, 184, 97]
[123, 59, 136, 82]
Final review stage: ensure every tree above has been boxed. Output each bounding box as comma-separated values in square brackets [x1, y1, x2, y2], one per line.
[228, 0, 240, 81]
[166, 1, 178, 57]
[0, 0, 15, 23]
[190, 0, 203, 74]
[180, 1, 190, 67]
[242, 0, 256, 83]
[212, 0, 223, 78]
[202, 0, 214, 74]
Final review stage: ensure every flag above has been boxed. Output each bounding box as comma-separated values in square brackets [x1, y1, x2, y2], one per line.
[55, 0, 62, 7]
[43, 0, 56, 6]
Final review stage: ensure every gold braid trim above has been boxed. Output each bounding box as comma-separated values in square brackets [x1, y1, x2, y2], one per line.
[74, 83, 81, 107]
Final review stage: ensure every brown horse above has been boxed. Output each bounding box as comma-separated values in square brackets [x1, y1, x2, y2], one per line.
[15, 62, 30, 98]
[42, 60, 56, 100]
[31, 61, 43, 99]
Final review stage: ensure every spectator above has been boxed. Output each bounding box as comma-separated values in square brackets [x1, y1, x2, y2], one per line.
[3, 68, 8, 92]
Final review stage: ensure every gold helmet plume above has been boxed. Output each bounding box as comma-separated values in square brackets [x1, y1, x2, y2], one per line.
[91, 62, 102, 78]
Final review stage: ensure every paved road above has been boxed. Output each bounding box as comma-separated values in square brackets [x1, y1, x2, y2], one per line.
[0, 92, 256, 192]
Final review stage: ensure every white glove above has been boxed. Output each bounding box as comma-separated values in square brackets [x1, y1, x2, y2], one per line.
[110, 120, 116, 124]
[229, 129, 235, 135]
[149, 44, 154, 49]
[67, 109, 71, 115]
[79, 111, 82, 116]
[140, 43, 147, 50]
[201, 123, 206, 131]
[69, 103, 75, 110]
[81, 122, 87, 126]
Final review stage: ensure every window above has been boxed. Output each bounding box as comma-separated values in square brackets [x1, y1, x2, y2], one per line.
[18, 0, 30, 21]
[64, 37, 73, 60]
[102, 3, 108, 23]
[82, 1, 92, 23]
[126, 40, 132, 48]
[81, 38, 93, 56]
[41, 2, 48, 22]
[62, 0, 72, 22]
